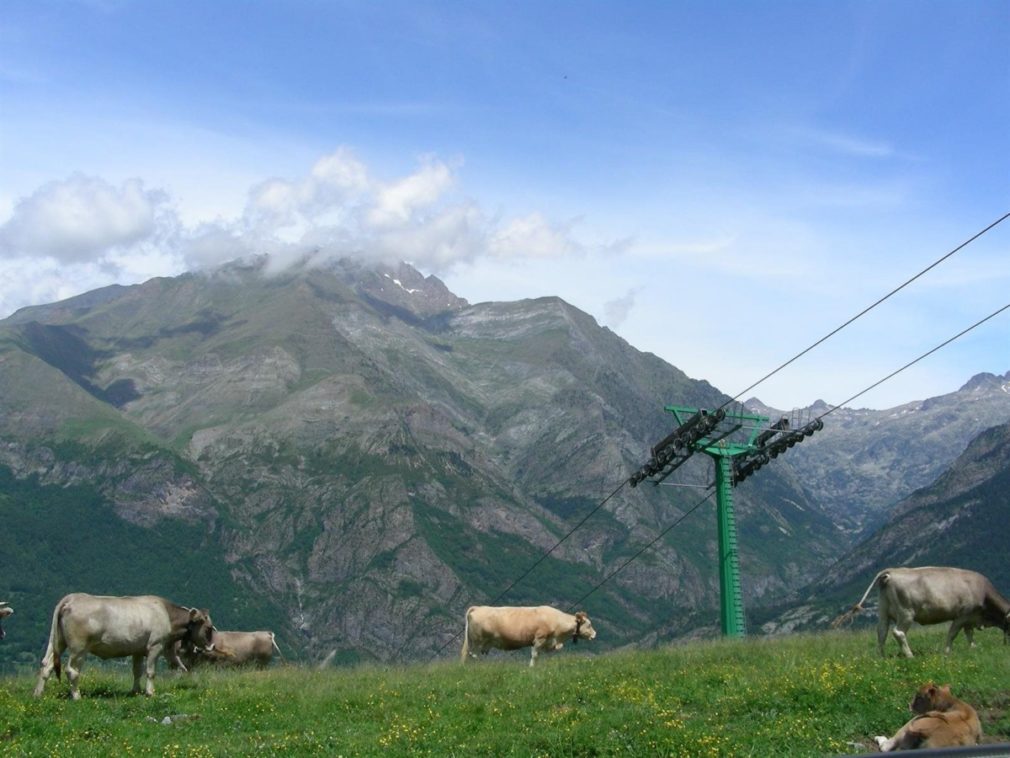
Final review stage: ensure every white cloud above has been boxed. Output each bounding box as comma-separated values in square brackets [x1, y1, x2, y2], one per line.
[603, 288, 639, 329]
[367, 157, 453, 228]
[0, 257, 121, 318]
[0, 174, 169, 262]
[790, 126, 901, 160]
[488, 213, 582, 259]
[0, 147, 602, 320]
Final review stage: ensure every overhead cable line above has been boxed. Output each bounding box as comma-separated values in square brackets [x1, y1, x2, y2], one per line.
[482, 479, 629, 609]
[407, 219, 1009, 663]
[815, 300, 1010, 421]
[567, 488, 715, 613]
[720, 210, 1010, 410]
[416, 300, 1009, 662]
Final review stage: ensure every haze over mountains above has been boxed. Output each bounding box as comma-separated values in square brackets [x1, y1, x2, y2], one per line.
[1, 257, 1007, 665]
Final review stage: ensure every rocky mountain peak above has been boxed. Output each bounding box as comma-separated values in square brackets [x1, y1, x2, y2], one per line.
[959, 371, 1010, 393]
[357, 261, 469, 320]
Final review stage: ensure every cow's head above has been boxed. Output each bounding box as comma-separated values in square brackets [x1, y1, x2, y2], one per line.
[183, 608, 216, 652]
[572, 611, 596, 644]
[910, 683, 952, 714]
[0, 602, 11, 641]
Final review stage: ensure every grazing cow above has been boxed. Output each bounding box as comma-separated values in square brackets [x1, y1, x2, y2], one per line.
[0, 601, 12, 640]
[874, 683, 982, 751]
[174, 630, 281, 669]
[461, 605, 596, 667]
[834, 566, 1010, 658]
[33, 593, 215, 700]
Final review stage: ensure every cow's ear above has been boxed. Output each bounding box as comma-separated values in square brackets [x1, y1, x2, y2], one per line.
[189, 608, 199, 621]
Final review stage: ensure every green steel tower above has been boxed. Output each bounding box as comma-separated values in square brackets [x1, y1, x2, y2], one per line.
[630, 405, 823, 638]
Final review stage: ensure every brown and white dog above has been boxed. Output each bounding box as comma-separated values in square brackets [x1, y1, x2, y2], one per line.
[874, 683, 982, 751]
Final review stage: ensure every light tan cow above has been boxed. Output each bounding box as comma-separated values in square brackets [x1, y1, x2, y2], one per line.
[175, 630, 281, 669]
[874, 683, 982, 751]
[33, 593, 215, 700]
[834, 566, 1010, 658]
[461, 605, 596, 666]
[0, 601, 12, 640]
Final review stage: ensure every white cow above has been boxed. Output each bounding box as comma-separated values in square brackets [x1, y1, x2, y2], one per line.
[837, 566, 1010, 658]
[461, 605, 596, 666]
[33, 593, 215, 699]
[0, 601, 12, 640]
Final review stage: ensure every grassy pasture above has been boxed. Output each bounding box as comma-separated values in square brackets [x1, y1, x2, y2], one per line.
[2, 627, 1009, 756]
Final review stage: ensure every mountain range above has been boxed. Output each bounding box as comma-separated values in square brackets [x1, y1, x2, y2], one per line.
[0, 257, 1007, 665]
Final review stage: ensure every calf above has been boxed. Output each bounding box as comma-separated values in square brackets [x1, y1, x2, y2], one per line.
[461, 605, 596, 667]
[874, 683, 981, 751]
[834, 566, 1010, 658]
[176, 630, 281, 669]
[33, 593, 215, 699]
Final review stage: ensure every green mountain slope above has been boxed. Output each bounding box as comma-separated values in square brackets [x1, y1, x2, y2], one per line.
[0, 469, 285, 673]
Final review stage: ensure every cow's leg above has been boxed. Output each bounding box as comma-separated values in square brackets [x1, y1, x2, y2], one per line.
[945, 620, 966, 654]
[530, 639, 545, 667]
[143, 647, 161, 696]
[131, 654, 145, 695]
[892, 621, 914, 659]
[875, 728, 907, 752]
[876, 714, 929, 752]
[65, 651, 87, 701]
[962, 624, 976, 649]
[876, 615, 890, 657]
[33, 648, 58, 697]
[165, 644, 188, 673]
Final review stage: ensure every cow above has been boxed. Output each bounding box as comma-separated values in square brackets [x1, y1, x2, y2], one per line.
[874, 682, 982, 751]
[460, 605, 596, 667]
[0, 601, 12, 640]
[834, 566, 1010, 658]
[33, 593, 215, 700]
[173, 630, 281, 669]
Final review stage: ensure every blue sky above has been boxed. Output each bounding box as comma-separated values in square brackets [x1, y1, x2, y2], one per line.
[1, 1, 1008, 409]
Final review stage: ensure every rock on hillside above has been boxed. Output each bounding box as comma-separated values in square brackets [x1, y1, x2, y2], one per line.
[814, 419, 1010, 596]
[748, 372, 1010, 535]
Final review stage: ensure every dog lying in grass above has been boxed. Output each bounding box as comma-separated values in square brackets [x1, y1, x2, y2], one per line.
[874, 683, 981, 751]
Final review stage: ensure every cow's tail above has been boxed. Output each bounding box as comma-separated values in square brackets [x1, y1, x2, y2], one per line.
[41, 598, 67, 680]
[460, 608, 472, 663]
[270, 632, 285, 662]
[831, 570, 889, 629]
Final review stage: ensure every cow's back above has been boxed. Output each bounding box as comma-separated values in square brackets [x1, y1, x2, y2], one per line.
[467, 606, 561, 649]
[881, 568, 988, 623]
[214, 631, 276, 665]
[60, 594, 172, 657]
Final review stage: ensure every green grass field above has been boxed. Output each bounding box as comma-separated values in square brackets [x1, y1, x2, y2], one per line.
[2, 627, 1009, 756]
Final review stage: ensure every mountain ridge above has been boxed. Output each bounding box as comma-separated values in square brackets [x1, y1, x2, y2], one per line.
[1, 257, 1006, 662]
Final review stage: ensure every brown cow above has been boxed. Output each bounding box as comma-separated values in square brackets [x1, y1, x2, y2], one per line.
[874, 683, 982, 751]
[461, 605, 596, 666]
[33, 593, 215, 700]
[834, 566, 1010, 658]
[175, 630, 281, 669]
[0, 601, 12, 640]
